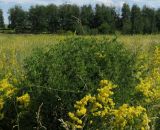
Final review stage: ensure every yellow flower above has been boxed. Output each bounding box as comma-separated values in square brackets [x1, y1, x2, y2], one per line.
[0, 78, 16, 98]
[90, 120, 93, 124]
[68, 112, 75, 119]
[12, 78, 18, 84]
[17, 93, 30, 107]
[76, 107, 87, 116]
[94, 102, 103, 108]
[66, 80, 149, 129]
[75, 125, 82, 129]
[141, 127, 145, 130]
[100, 80, 109, 87]
[142, 113, 150, 126]
[111, 104, 148, 129]
[77, 119, 82, 125]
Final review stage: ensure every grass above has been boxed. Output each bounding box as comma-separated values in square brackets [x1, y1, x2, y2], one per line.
[0, 34, 159, 67]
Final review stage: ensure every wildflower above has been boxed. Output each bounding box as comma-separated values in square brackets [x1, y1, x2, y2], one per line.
[90, 120, 93, 124]
[68, 112, 75, 119]
[17, 93, 30, 107]
[65, 80, 149, 129]
[76, 107, 87, 116]
[0, 78, 16, 98]
[111, 104, 148, 129]
[100, 80, 109, 87]
[75, 125, 82, 129]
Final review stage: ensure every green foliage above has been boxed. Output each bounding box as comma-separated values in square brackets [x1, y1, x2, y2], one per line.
[59, 4, 80, 32]
[81, 5, 94, 28]
[131, 5, 143, 34]
[29, 5, 48, 33]
[94, 4, 116, 33]
[46, 4, 59, 33]
[0, 9, 4, 29]
[24, 37, 137, 129]
[0, 34, 160, 129]
[142, 6, 157, 34]
[8, 6, 29, 33]
[5, 3, 160, 34]
[156, 9, 160, 32]
[98, 22, 111, 34]
[122, 3, 132, 34]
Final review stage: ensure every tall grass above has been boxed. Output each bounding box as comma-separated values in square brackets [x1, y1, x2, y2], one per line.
[0, 34, 159, 87]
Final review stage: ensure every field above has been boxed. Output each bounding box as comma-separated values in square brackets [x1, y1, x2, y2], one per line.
[0, 34, 160, 60]
[0, 34, 160, 130]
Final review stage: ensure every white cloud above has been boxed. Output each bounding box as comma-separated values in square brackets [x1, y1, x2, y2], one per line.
[0, 0, 48, 4]
[0, 0, 159, 8]
[0, 0, 125, 6]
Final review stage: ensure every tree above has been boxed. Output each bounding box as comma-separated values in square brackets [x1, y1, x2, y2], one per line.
[142, 6, 156, 34]
[115, 11, 122, 32]
[131, 5, 143, 34]
[5, 3, 160, 34]
[59, 4, 80, 32]
[0, 9, 4, 29]
[94, 4, 116, 33]
[80, 5, 94, 28]
[29, 5, 47, 33]
[8, 6, 28, 33]
[98, 22, 111, 34]
[46, 4, 59, 33]
[121, 3, 131, 34]
[155, 9, 160, 32]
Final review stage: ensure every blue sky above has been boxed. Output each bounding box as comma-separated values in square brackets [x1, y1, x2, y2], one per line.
[0, 0, 160, 24]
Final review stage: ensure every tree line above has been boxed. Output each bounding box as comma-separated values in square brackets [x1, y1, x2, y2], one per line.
[0, 3, 160, 34]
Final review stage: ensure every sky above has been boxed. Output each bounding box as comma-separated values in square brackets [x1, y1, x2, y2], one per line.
[0, 0, 160, 24]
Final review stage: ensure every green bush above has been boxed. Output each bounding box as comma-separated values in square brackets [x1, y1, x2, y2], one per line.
[98, 22, 111, 34]
[24, 37, 137, 129]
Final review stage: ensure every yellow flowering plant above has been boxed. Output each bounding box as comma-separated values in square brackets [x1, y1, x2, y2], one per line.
[0, 78, 17, 120]
[111, 104, 150, 130]
[0, 78, 17, 98]
[17, 93, 30, 108]
[0, 75, 31, 123]
[135, 46, 160, 128]
[61, 80, 150, 130]
[136, 47, 160, 103]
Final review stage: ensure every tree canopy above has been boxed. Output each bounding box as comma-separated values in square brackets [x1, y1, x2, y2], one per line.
[0, 3, 159, 34]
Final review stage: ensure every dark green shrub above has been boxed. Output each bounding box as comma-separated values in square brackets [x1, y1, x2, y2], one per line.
[98, 22, 111, 34]
[24, 37, 137, 129]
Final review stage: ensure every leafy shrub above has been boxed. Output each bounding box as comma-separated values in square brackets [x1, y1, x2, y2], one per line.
[98, 22, 111, 34]
[24, 37, 137, 129]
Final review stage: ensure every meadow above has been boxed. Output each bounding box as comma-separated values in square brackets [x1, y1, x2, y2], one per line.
[0, 34, 160, 130]
[0, 34, 160, 60]
[1, 34, 159, 78]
